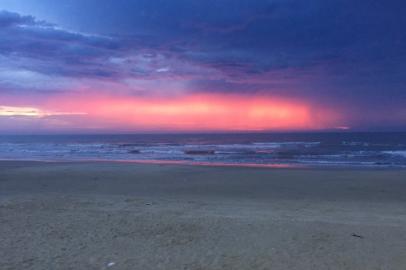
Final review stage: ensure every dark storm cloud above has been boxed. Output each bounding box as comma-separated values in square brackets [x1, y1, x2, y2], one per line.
[0, 10, 127, 80]
[0, 9, 219, 85]
[0, 10, 37, 27]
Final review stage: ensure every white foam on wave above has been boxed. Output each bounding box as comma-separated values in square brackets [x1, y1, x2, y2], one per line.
[252, 141, 320, 147]
[383, 151, 406, 158]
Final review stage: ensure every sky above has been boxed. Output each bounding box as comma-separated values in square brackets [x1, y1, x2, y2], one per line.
[0, 0, 405, 133]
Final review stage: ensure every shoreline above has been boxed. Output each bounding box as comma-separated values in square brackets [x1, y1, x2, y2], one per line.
[1, 158, 405, 171]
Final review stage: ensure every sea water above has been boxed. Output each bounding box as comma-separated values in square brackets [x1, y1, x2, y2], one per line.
[0, 132, 405, 168]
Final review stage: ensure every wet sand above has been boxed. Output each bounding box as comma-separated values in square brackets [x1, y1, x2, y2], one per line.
[1, 161, 406, 269]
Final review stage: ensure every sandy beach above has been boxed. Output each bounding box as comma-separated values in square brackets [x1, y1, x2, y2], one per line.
[1, 161, 406, 269]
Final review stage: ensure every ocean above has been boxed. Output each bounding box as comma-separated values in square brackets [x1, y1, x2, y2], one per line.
[0, 132, 406, 168]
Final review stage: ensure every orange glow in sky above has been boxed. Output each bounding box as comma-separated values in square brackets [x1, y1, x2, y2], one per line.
[46, 93, 337, 131]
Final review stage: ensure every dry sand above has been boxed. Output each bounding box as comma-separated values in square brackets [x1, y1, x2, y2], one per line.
[1, 161, 406, 269]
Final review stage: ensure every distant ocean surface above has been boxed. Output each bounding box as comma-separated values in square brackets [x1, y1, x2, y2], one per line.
[1, 133, 406, 168]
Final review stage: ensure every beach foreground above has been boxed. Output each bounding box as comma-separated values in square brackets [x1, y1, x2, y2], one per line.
[1, 162, 406, 270]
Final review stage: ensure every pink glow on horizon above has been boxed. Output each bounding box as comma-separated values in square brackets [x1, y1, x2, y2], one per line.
[43, 93, 339, 131]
